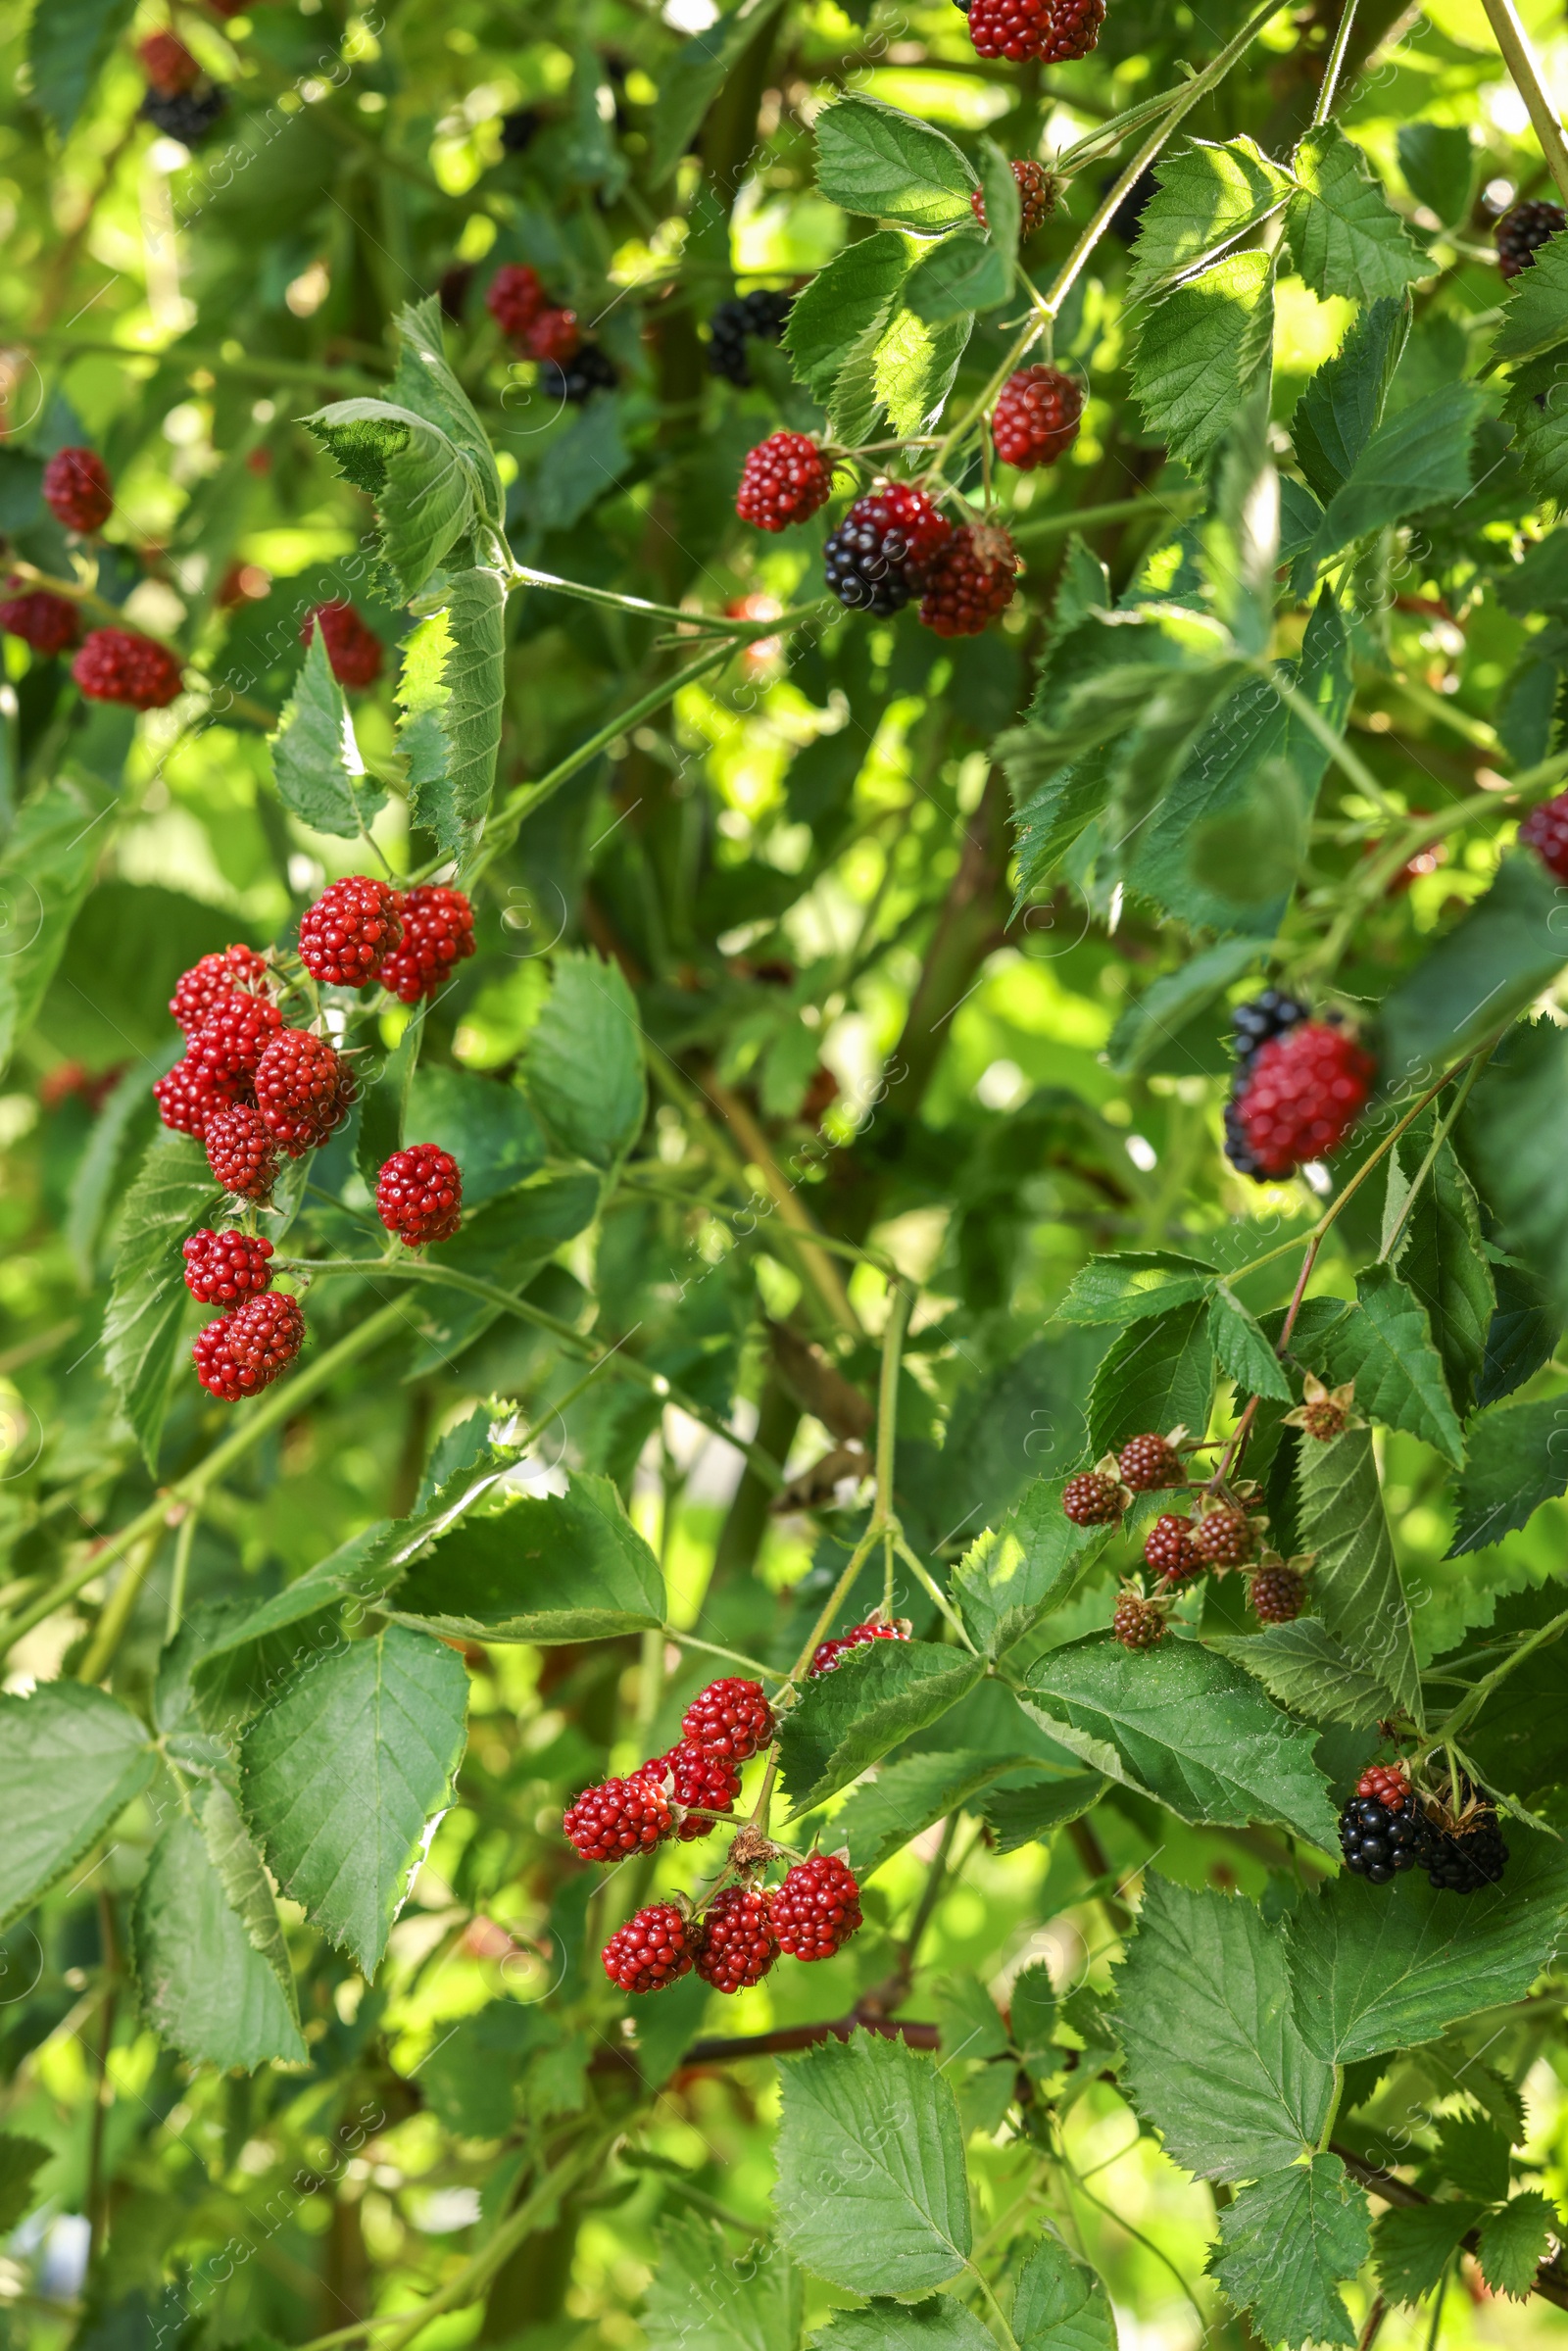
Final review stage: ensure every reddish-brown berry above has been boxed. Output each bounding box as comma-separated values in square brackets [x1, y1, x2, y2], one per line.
[735, 433, 833, 532]
[487, 264, 546, 339]
[0, 590, 79, 657]
[1144, 1512, 1197, 1583]
[1118, 1433, 1186, 1492]
[824, 484, 952, 615]
[298, 875, 403, 988]
[254, 1029, 353, 1153]
[970, 160, 1056, 238]
[696, 1886, 778, 1992]
[1519, 791, 1568, 880]
[1237, 1021, 1375, 1177]
[1357, 1762, 1412, 1812]
[192, 1290, 304, 1400]
[768, 1853, 862, 1960]
[301, 602, 382, 690]
[524, 308, 580, 365]
[1496, 199, 1566, 279]
[379, 886, 476, 1004]
[681, 1677, 774, 1762]
[1062, 1470, 1123, 1526]
[808, 1620, 908, 1677]
[154, 1056, 224, 1138]
[188, 992, 283, 1093]
[1250, 1562, 1305, 1623]
[74, 627, 183, 709]
[662, 1740, 741, 1839]
[140, 32, 201, 92]
[1040, 0, 1103, 59]
[42, 448, 114, 534]
[182, 1228, 274, 1305]
[171, 945, 270, 1036]
[564, 1773, 674, 1862]
[375, 1144, 463, 1247]
[204, 1102, 281, 1200]
[1192, 1504, 1256, 1570]
[1112, 1590, 1166, 1650]
[602, 1902, 696, 1993]
[918, 524, 1018, 638]
[992, 367, 1083, 470]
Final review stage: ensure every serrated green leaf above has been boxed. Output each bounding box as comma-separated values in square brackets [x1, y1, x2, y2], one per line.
[271, 628, 386, 841]
[399, 1171, 601, 1373]
[1210, 1282, 1293, 1402]
[1106, 938, 1267, 1077]
[0, 1683, 153, 1930]
[1209, 2155, 1369, 2348]
[778, 1641, 984, 1814]
[388, 1470, 665, 1642]
[1449, 1394, 1568, 1555]
[1478, 2191, 1557, 2298]
[1285, 1828, 1568, 2062]
[1394, 1123, 1493, 1416]
[1086, 1300, 1214, 1462]
[977, 138, 1020, 256]
[643, 2213, 803, 2351]
[0, 2134, 53, 2233]
[28, 0, 134, 132]
[132, 1806, 309, 2072]
[241, 1625, 469, 1975]
[398, 566, 507, 861]
[1129, 136, 1295, 300]
[647, 0, 788, 182]
[1313, 383, 1484, 563]
[1058, 1251, 1216, 1324]
[773, 2031, 970, 2295]
[1296, 1426, 1422, 1721]
[526, 950, 646, 1169]
[1132, 251, 1275, 472]
[953, 1478, 1110, 1657]
[904, 232, 1010, 323]
[102, 1131, 220, 1472]
[1287, 123, 1427, 303]
[813, 2301, 993, 2351]
[1205, 1620, 1389, 1728]
[1115, 1877, 1333, 2181]
[813, 97, 976, 231]
[1434, 2114, 1511, 2202]
[195, 1782, 302, 2037]
[1023, 1637, 1337, 1844]
[1397, 122, 1474, 229]
[874, 306, 971, 436]
[0, 768, 118, 1080]
[389, 296, 504, 532]
[1372, 2201, 1479, 2304]
[834, 1749, 1036, 1879]
[1009, 1967, 1057, 2058]
[982, 1771, 1106, 1852]
[1378, 857, 1566, 1086]
[1502, 343, 1568, 501]
[1316, 1265, 1465, 1465]
[1492, 228, 1568, 365]
[1477, 1250, 1560, 1409]
[1291, 296, 1409, 505]
[783, 233, 910, 403]
[307, 399, 480, 600]
[1463, 1021, 1568, 1322]
[1012, 2237, 1116, 2351]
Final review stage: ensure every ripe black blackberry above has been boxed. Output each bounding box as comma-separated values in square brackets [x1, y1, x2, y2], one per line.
[708, 289, 794, 387]
[1425, 1772, 1509, 1893]
[500, 107, 545, 152]
[1496, 200, 1566, 279]
[824, 485, 951, 617]
[139, 86, 227, 143]
[1339, 1791, 1436, 1884]
[540, 344, 618, 404]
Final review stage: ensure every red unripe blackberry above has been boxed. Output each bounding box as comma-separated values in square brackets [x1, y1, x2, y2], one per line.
[824, 484, 952, 616]
[42, 448, 114, 534]
[1062, 1470, 1123, 1526]
[486, 263, 546, 338]
[1236, 1021, 1375, 1177]
[0, 589, 79, 657]
[74, 627, 183, 709]
[1357, 1763, 1412, 1813]
[1118, 1433, 1185, 1492]
[524, 308, 580, 365]
[302, 601, 382, 690]
[379, 886, 476, 1004]
[735, 433, 833, 531]
[1192, 1504, 1255, 1570]
[768, 1853, 862, 1960]
[662, 1740, 742, 1838]
[1519, 790, 1568, 880]
[601, 1902, 696, 1993]
[1144, 1512, 1197, 1583]
[1496, 199, 1566, 279]
[1112, 1590, 1166, 1650]
[204, 1102, 281, 1200]
[681, 1677, 774, 1762]
[918, 525, 1018, 638]
[192, 1290, 304, 1400]
[188, 992, 283, 1092]
[970, 160, 1056, 239]
[1250, 1561, 1305, 1623]
[1040, 0, 1103, 59]
[154, 1055, 223, 1138]
[182, 1227, 274, 1304]
[808, 1619, 908, 1677]
[254, 1029, 352, 1153]
[696, 1886, 778, 1992]
[966, 0, 1053, 57]
[298, 875, 403, 988]
[139, 32, 201, 93]
[563, 1773, 674, 1861]
[171, 944, 270, 1035]
[376, 1144, 463, 1247]
[992, 367, 1083, 470]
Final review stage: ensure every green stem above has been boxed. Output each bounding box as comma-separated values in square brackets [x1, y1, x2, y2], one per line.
[164, 1507, 197, 1647]
[965, 2261, 1023, 2351]
[1475, 0, 1568, 205]
[1378, 1049, 1493, 1263]
[76, 1524, 164, 1687]
[1257, 661, 1404, 819]
[1311, 0, 1362, 122]
[1421, 1604, 1568, 1752]
[1008, 491, 1202, 543]
[509, 563, 826, 638]
[1317, 2065, 1346, 2153]
[664, 1628, 784, 1681]
[895, 1531, 978, 1651]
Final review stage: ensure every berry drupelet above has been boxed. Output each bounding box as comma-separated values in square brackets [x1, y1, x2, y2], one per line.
[970, 160, 1056, 238]
[379, 886, 476, 1004]
[302, 602, 383, 690]
[376, 1145, 463, 1247]
[254, 1029, 353, 1153]
[808, 1619, 908, 1677]
[171, 944, 270, 1036]
[74, 628, 183, 709]
[182, 1228, 274, 1305]
[824, 485, 951, 616]
[0, 590, 79, 657]
[602, 1902, 696, 1993]
[919, 524, 1019, 638]
[708, 289, 794, 387]
[681, 1678, 774, 1761]
[1496, 199, 1566, 278]
[768, 1854, 862, 1959]
[564, 1773, 674, 1861]
[1358, 1763, 1413, 1810]
[42, 448, 114, 535]
[1519, 790, 1568, 880]
[696, 1887, 778, 1991]
[193, 1291, 305, 1400]
[735, 434, 833, 531]
[1235, 1021, 1375, 1179]
[992, 367, 1082, 469]
[204, 1102, 281, 1200]
[1231, 989, 1308, 1071]
[1118, 1433, 1186, 1492]
[298, 876, 403, 988]
[1062, 1469, 1124, 1526]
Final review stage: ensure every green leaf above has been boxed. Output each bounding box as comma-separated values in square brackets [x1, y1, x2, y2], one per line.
[1286, 123, 1427, 304]
[953, 1478, 1110, 1657]
[1132, 251, 1275, 473]
[1378, 857, 1566, 1086]
[1296, 1426, 1422, 1721]
[874, 307, 972, 437]
[1285, 1828, 1568, 2062]
[1477, 2192, 1557, 2298]
[388, 1471, 666, 1642]
[834, 1749, 1037, 1879]
[1464, 1021, 1568, 1321]
[1085, 1300, 1214, 1462]
[1492, 227, 1568, 365]
[1106, 937, 1267, 1077]
[1396, 122, 1474, 228]
[647, 0, 788, 182]
[1057, 1250, 1216, 1324]
[783, 232, 910, 404]
[1502, 344, 1568, 501]
[0, 2134, 53, 2232]
[777, 1641, 985, 1814]
[1129, 136, 1295, 300]
[1209, 2155, 1369, 2349]
[399, 566, 508, 861]
[1435, 2114, 1511, 2202]
[643, 2214, 803, 2351]
[526, 950, 646, 1169]
[306, 399, 481, 600]
[406, 1064, 545, 1206]
[0, 1683, 152, 1930]
[1449, 1394, 1568, 1555]
[241, 1625, 469, 1975]
[355, 1017, 420, 1196]
[1478, 1251, 1559, 1408]
[813, 2303, 993, 2351]
[813, 97, 976, 231]
[1373, 2201, 1479, 2305]
[102, 1131, 220, 1473]
[904, 232, 1010, 323]
[1210, 1283, 1293, 1402]
[401, 1171, 601, 1371]
[1316, 1265, 1465, 1465]
[389, 296, 504, 533]
[0, 768, 118, 1079]
[28, 0, 134, 133]
[1115, 1877, 1333, 2181]
[773, 2030, 970, 2295]
[1394, 1124, 1493, 1415]
[131, 1805, 309, 2072]
[1012, 2237, 1116, 2351]
[982, 1772, 1107, 1852]
[192, 1782, 303, 2034]
[977, 139, 1021, 256]
[1205, 1620, 1389, 1728]
[270, 630, 386, 841]
[1313, 383, 1485, 563]
[1291, 296, 1409, 505]
[1009, 1966, 1058, 2058]
[1023, 1637, 1337, 1844]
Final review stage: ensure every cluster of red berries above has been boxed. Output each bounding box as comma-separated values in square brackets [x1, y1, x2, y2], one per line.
[156, 945, 341, 1193]
[1222, 993, 1374, 1183]
[991, 367, 1082, 470]
[964, 0, 1103, 63]
[1339, 1763, 1508, 1895]
[814, 482, 1019, 638]
[301, 601, 383, 690]
[971, 159, 1056, 238]
[0, 586, 80, 658]
[564, 1678, 775, 1861]
[182, 1222, 305, 1400]
[296, 876, 475, 1003]
[602, 1852, 863, 1994]
[1495, 198, 1565, 279]
[376, 1144, 463, 1247]
[485, 263, 580, 366]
